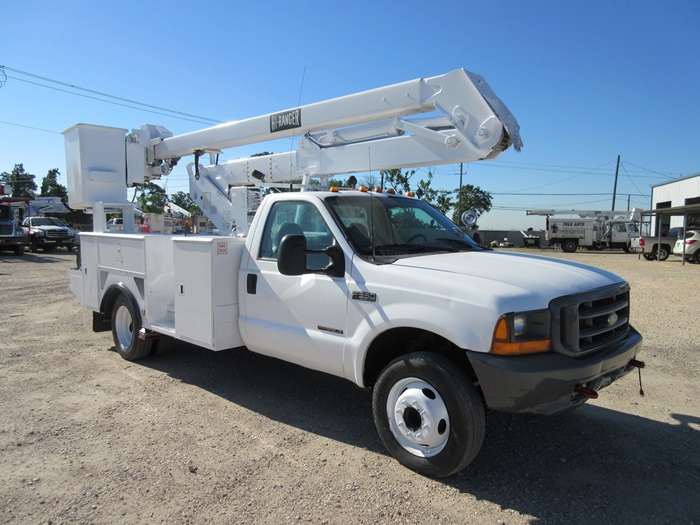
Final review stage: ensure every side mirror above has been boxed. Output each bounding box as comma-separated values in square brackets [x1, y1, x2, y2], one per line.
[277, 234, 308, 276]
[277, 235, 345, 278]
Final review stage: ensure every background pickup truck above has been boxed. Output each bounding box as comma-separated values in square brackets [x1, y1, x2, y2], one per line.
[630, 227, 682, 261]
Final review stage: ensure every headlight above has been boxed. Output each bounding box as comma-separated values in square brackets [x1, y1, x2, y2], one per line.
[492, 310, 551, 355]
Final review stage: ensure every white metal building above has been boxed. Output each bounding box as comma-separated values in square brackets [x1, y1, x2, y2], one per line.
[647, 172, 700, 234]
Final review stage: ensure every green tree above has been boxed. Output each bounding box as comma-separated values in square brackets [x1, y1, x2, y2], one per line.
[381, 168, 416, 194]
[0, 164, 37, 198]
[136, 182, 168, 214]
[451, 184, 492, 224]
[169, 191, 201, 215]
[434, 190, 454, 216]
[40, 168, 68, 202]
[415, 172, 437, 204]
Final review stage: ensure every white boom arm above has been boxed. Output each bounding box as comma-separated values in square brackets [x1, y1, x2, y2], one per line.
[64, 68, 522, 235]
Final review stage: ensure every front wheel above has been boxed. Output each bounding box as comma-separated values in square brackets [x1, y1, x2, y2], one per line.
[111, 294, 153, 360]
[372, 352, 485, 478]
[643, 253, 655, 261]
[657, 246, 670, 261]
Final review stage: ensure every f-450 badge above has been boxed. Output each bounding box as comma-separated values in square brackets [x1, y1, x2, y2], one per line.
[352, 291, 377, 302]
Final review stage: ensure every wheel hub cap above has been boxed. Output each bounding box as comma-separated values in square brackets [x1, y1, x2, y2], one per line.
[388, 379, 450, 457]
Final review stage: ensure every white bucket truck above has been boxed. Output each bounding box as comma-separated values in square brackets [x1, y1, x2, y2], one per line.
[527, 209, 640, 253]
[65, 69, 643, 477]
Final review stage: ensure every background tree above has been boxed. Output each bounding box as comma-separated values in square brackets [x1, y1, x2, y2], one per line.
[415, 172, 437, 204]
[381, 168, 416, 194]
[434, 190, 454, 216]
[40, 168, 68, 202]
[136, 182, 168, 214]
[360, 173, 380, 189]
[169, 190, 201, 215]
[451, 184, 492, 225]
[0, 164, 37, 198]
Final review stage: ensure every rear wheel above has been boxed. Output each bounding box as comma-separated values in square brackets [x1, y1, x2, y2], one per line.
[150, 335, 176, 356]
[642, 253, 655, 261]
[372, 352, 485, 478]
[561, 240, 578, 253]
[111, 294, 152, 360]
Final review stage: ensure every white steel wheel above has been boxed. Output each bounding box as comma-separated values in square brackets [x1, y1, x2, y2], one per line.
[111, 294, 152, 361]
[386, 378, 450, 457]
[372, 352, 485, 478]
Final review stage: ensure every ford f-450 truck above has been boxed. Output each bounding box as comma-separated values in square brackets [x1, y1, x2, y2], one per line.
[65, 69, 643, 477]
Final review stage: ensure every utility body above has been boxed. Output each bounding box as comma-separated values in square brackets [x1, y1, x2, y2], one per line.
[65, 69, 643, 477]
[527, 209, 640, 253]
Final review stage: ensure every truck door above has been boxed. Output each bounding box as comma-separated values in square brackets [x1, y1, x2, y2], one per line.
[240, 200, 349, 377]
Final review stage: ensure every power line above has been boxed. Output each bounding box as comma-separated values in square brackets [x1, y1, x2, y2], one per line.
[1, 65, 223, 125]
[0, 120, 60, 134]
[491, 192, 648, 197]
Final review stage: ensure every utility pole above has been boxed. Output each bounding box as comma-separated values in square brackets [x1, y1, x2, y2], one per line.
[458, 163, 463, 218]
[611, 155, 620, 211]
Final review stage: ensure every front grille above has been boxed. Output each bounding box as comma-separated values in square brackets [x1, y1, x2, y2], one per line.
[0, 225, 14, 236]
[551, 283, 630, 356]
[46, 229, 70, 239]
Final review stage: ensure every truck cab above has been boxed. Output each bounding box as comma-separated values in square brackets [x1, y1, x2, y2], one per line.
[0, 197, 30, 255]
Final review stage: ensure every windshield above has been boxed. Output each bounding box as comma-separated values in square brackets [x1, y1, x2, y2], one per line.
[31, 217, 66, 227]
[325, 194, 481, 259]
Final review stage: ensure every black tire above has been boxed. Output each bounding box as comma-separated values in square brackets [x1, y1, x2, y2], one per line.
[30, 245, 38, 253]
[43, 245, 54, 253]
[111, 294, 152, 361]
[643, 253, 655, 261]
[657, 246, 670, 261]
[561, 240, 578, 253]
[693, 251, 700, 264]
[14, 245, 24, 256]
[150, 335, 176, 356]
[372, 352, 485, 478]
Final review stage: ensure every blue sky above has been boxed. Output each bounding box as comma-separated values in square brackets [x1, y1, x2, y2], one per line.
[2, 0, 698, 230]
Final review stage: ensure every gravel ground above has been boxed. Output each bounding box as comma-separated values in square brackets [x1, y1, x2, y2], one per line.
[1, 248, 698, 525]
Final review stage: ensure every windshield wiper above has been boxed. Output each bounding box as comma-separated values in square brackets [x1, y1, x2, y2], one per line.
[429, 238, 478, 251]
[372, 243, 454, 256]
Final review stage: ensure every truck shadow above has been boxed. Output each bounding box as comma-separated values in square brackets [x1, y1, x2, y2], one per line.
[0, 251, 75, 264]
[140, 342, 699, 524]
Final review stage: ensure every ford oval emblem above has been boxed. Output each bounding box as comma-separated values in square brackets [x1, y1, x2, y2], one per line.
[606, 312, 618, 326]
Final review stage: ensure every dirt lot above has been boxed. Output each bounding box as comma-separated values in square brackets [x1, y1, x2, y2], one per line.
[1, 248, 698, 525]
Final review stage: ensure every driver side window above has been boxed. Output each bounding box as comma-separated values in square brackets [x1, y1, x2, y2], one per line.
[258, 201, 332, 269]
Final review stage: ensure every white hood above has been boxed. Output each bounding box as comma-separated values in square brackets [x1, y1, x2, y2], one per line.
[385, 250, 623, 311]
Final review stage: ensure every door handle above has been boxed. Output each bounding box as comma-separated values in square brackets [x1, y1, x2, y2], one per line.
[246, 273, 257, 294]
